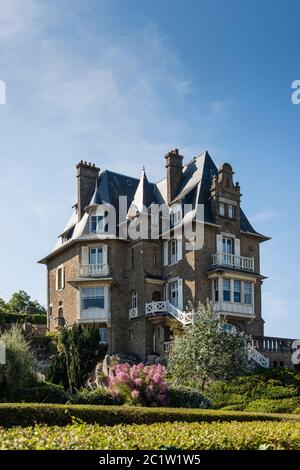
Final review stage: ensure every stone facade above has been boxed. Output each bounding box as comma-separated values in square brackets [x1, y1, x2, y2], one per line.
[39, 150, 296, 368]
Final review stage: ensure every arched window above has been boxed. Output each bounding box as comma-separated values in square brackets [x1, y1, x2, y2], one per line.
[132, 290, 138, 309]
[152, 291, 161, 301]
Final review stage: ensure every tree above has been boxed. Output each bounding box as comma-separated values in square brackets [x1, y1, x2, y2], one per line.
[47, 323, 107, 392]
[7, 290, 46, 315]
[0, 326, 35, 400]
[168, 302, 248, 390]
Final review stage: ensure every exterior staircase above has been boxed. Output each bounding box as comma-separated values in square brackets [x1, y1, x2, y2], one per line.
[247, 344, 269, 368]
[145, 301, 192, 326]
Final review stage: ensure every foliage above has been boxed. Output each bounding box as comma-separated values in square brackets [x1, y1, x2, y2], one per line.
[3, 312, 47, 324]
[0, 326, 36, 401]
[244, 397, 300, 413]
[207, 368, 300, 409]
[108, 363, 168, 406]
[2, 420, 300, 450]
[6, 290, 46, 315]
[72, 387, 124, 406]
[167, 385, 210, 408]
[46, 323, 107, 392]
[20, 382, 69, 404]
[168, 302, 248, 390]
[0, 403, 300, 428]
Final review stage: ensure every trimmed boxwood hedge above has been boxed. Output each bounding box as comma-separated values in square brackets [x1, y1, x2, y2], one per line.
[0, 403, 300, 428]
[1, 421, 300, 450]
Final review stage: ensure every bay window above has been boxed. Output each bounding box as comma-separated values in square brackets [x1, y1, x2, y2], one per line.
[213, 278, 219, 302]
[234, 280, 241, 303]
[223, 278, 231, 302]
[82, 287, 105, 310]
[244, 282, 252, 304]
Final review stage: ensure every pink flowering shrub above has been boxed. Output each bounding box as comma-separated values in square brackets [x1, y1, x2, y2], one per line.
[108, 363, 168, 406]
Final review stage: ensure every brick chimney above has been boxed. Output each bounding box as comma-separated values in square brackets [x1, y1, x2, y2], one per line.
[165, 149, 183, 204]
[76, 161, 100, 218]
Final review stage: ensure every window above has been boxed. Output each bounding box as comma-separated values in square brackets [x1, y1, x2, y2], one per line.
[131, 290, 138, 309]
[223, 323, 238, 333]
[219, 203, 225, 217]
[56, 265, 64, 291]
[228, 204, 236, 219]
[170, 239, 178, 264]
[222, 237, 234, 254]
[171, 210, 181, 227]
[129, 329, 134, 342]
[213, 278, 219, 302]
[99, 327, 108, 344]
[169, 281, 179, 307]
[244, 282, 252, 305]
[89, 247, 103, 266]
[234, 280, 241, 303]
[90, 215, 105, 233]
[223, 278, 231, 302]
[82, 287, 104, 310]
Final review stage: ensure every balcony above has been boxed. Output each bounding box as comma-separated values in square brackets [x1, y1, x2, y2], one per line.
[129, 307, 138, 319]
[213, 301, 254, 316]
[79, 264, 109, 278]
[212, 252, 254, 272]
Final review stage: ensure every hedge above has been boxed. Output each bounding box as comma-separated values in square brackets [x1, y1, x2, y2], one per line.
[3, 313, 47, 325]
[1, 421, 300, 449]
[0, 403, 300, 428]
[167, 385, 210, 408]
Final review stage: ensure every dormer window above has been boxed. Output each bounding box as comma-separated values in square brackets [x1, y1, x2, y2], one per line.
[228, 204, 236, 219]
[90, 215, 104, 233]
[170, 204, 182, 227]
[219, 201, 236, 219]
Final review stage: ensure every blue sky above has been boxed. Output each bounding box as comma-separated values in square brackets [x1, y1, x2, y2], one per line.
[0, 0, 299, 337]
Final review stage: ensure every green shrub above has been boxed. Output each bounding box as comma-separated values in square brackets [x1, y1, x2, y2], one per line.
[72, 388, 124, 406]
[3, 313, 47, 325]
[245, 397, 300, 414]
[1, 421, 300, 449]
[0, 326, 36, 401]
[0, 403, 300, 428]
[207, 369, 300, 409]
[47, 324, 107, 392]
[167, 385, 210, 408]
[20, 382, 69, 404]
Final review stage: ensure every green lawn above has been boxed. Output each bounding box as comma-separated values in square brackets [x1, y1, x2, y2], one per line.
[1, 421, 300, 450]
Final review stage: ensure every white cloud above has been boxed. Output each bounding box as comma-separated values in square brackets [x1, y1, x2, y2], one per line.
[0, 0, 38, 41]
[251, 209, 282, 223]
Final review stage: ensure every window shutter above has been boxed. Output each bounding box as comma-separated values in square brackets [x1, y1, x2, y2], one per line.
[235, 238, 240, 257]
[177, 278, 183, 310]
[163, 241, 168, 266]
[177, 238, 182, 261]
[216, 234, 222, 253]
[102, 245, 108, 266]
[81, 246, 89, 265]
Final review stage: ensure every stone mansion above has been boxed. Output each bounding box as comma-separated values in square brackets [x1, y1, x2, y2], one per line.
[39, 150, 296, 368]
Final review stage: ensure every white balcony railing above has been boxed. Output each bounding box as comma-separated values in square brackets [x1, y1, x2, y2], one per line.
[145, 301, 193, 326]
[129, 307, 138, 319]
[212, 253, 254, 271]
[79, 264, 109, 277]
[164, 341, 173, 354]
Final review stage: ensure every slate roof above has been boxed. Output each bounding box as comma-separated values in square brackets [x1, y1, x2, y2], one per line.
[39, 151, 267, 262]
